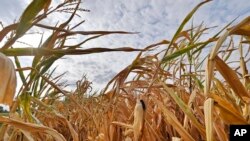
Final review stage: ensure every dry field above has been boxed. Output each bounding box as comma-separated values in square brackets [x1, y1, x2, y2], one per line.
[0, 0, 250, 141]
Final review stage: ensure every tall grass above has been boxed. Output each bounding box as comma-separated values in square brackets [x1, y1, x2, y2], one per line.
[0, 0, 250, 141]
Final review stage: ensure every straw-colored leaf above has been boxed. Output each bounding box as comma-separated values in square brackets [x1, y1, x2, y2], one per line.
[0, 116, 66, 141]
[161, 82, 206, 137]
[204, 98, 214, 141]
[213, 120, 228, 141]
[240, 56, 250, 87]
[214, 105, 247, 124]
[213, 98, 247, 124]
[211, 93, 243, 117]
[0, 0, 249, 140]
[184, 90, 197, 129]
[55, 113, 79, 141]
[152, 97, 195, 141]
[214, 55, 249, 98]
[229, 16, 250, 36]
[20, 130, 35, 141]
[210, 31, 230, 60]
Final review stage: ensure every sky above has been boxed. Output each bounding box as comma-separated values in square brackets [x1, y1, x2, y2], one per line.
[1, 0, 250, 92]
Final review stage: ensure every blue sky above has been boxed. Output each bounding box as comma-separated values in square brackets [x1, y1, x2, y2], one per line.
[1, 0, 250, 91]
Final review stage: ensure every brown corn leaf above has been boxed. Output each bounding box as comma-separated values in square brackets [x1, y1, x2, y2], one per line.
[213, 120, 228, 141]
[214, 55, 250, 98]
[20, 130, 35, 141]
[229, 16, 250, 36]
[0, 23, 18, 42]
[214, 105, 247, 124]
[211, 93, 242, 117]
[152, 97, 195, 141]
[184, 90, 197, 129]
[0, 116, 66, 141]
[240, 57, 250, 86]
[213, 97, 247, 124]
[161, 82, 206, 137]
[55, 113, 79, 141]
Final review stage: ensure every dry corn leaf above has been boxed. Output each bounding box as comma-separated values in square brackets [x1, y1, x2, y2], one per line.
[214, 55, 249, 98]
[213, 79, 241, 111]
[210, 31, 229, 60]
[214, 102, 247, 124]
[205, 57, 215, 97]
[183, 90, 197, 129]
[20, 129, 35, 141]
[207, 17, 250, 96]
[211, 93, 243, 118]
[0, 23, 18, 42]
[229, 16, 250, 36]
[152, 97, 195, 141]
[204, 98, 214, 141]
[214, 106, 247, 124]
[214, 78, 227, 96]
[161, 82, 206, 137]
[55, 113, 79, 141]
[145, 120, 164, 141]
[206, 29, 230, 96]
[0, 52, 16, 105]
[240, 57, 250, 86]
[0, 116, 66, 141]
[213, 120, 228, 141]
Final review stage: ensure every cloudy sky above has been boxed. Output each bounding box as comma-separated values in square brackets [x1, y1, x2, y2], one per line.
[1, 0, 250, 92]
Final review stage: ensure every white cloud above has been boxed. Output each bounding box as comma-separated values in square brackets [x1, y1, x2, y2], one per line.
[1, 0, 250, 91]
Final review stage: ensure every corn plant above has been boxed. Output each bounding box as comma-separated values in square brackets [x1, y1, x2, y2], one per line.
[0, 0, 250, 141]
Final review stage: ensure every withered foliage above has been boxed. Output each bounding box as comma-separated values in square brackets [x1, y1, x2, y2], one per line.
[0, 0, 250, 141]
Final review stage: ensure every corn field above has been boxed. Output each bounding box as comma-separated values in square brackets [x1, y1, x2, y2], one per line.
[0, 0, 250, 141]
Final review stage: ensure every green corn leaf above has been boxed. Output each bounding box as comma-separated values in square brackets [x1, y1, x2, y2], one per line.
[14, 56, 27, 85]
[161, 40, 214, 63]
[161, 0, 212, 63]
[19, 92, 32, 122]
[16, 0, 51, 37]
